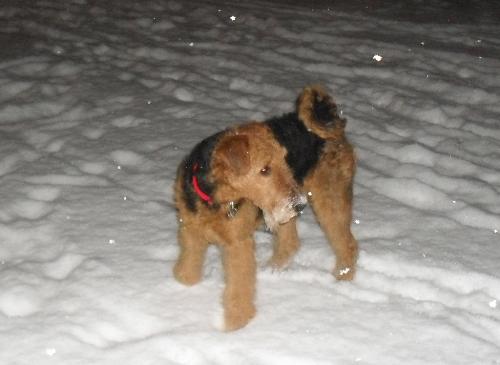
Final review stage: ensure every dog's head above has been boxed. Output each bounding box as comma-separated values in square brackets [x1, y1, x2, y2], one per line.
[212, 123, 306, 229]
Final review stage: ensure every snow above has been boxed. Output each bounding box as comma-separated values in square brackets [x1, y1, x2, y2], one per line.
[1, 0, 500, 364]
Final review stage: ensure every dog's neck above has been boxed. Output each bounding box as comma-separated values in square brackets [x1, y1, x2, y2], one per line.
[192, 162, 213, 204]
[192, 163, 241, 218]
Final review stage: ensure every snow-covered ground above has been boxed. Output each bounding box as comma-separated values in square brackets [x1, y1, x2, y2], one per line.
[1, 0, 500, 363]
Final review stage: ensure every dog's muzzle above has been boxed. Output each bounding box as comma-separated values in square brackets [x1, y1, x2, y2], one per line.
[264, 193, 308, 229]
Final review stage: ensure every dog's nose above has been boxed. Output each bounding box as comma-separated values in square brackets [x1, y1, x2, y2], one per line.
[293, 202, 307, 213]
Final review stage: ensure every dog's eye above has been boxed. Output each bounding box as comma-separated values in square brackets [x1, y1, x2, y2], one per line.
[260, 166, 271, 176]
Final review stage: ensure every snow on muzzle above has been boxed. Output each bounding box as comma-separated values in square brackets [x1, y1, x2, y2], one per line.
[263, 193, 308, 230]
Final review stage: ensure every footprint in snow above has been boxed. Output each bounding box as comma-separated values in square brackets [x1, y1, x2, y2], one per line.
[2, 186, 61, 221]
[25, 186, 61, 202]
[78, 161, 109, 175]
[110, 149, 147, 167]
[0, 284, 43, 317]
[42, 253, 86, 280]
[111, 115, 149, 128]
[82, 128, 106, 140]
[173, 87, 194, 102]
[7, 199, 53, 221]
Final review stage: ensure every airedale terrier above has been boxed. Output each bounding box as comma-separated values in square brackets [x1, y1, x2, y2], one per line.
[173, 85, 357, 331]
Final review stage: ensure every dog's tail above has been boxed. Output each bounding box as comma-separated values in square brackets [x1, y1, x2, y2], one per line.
[296, 85, 346, 139]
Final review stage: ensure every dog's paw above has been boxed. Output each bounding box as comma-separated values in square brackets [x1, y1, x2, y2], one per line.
[173, 263, 202, 286]
[266, 255, 291, 271]
[333, 265, 355, 281]
[224, 304, 256, 331]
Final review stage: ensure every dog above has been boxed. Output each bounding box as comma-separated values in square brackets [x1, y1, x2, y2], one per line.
[173, 85, 358, 331]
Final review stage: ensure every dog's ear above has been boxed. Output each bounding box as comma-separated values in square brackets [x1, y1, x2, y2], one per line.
[215, 134, 250, 175]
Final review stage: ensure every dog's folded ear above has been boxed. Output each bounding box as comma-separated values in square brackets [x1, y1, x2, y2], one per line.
[297, 85, 347, 139]
[215, 134, 250, 176]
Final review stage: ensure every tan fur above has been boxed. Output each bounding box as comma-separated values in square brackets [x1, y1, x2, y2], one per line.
[174, 123, 303, 331]
[270, 136, 358, 280]
[173, 86, 358, 331]
[297, 84, 347, 140]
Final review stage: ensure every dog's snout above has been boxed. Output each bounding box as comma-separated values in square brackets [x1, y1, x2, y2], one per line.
[293, 202, 307, 213]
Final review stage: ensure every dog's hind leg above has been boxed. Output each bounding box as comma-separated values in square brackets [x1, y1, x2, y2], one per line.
[304, 149, 358, 281]
[173, 226, 209, 286]
[221, 236, 256, 331]
[268, 217, 300, 269]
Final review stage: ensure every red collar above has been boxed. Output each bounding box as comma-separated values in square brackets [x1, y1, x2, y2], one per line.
[192, 163, 213, 205]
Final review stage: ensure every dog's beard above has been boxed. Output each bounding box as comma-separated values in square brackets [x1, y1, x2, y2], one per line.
[263, 195, 307, 230]
[263, 210, 280, 231]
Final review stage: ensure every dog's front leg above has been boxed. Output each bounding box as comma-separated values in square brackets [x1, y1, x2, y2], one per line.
[173, 226, 209, 286]
[268, 217, 300, 269]
[222, 237, 256, 331]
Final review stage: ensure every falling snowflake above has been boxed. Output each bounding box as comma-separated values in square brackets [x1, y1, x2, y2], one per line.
[373, 54, 383, 62]
[230, 15, 236, 21]
[489, 299, 497, 308]
[45, 348, 56, 357]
